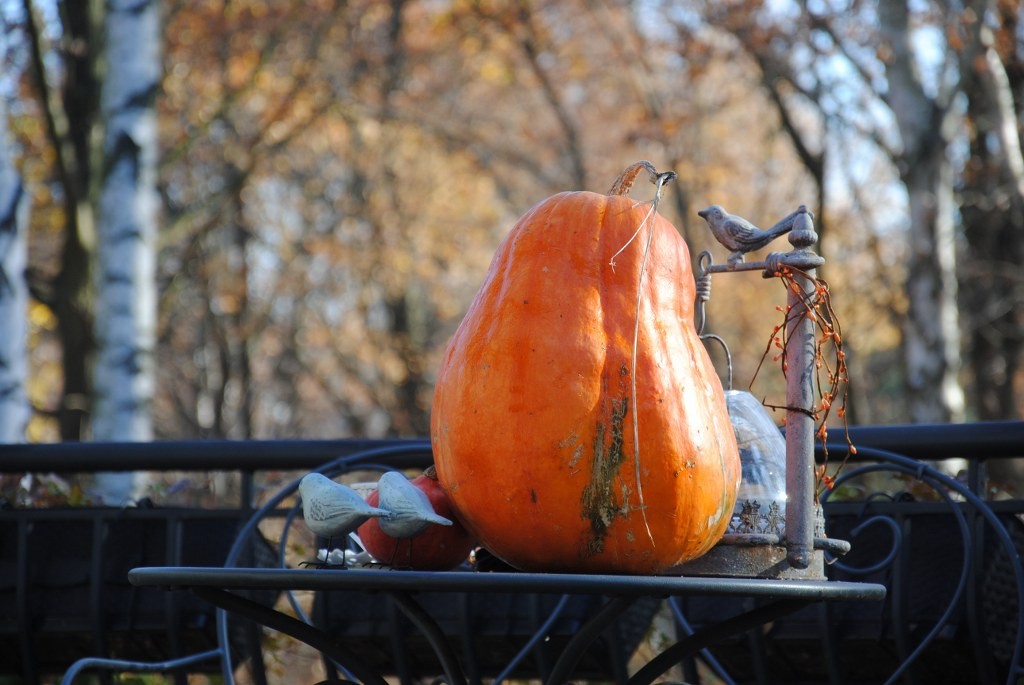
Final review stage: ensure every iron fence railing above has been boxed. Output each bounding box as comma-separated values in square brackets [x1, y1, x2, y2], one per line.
[2, 421, 1023, 685]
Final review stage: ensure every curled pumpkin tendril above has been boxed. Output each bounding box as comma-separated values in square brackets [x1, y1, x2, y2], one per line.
[751, 265, 856, 499]
[607, 162, 677, 547]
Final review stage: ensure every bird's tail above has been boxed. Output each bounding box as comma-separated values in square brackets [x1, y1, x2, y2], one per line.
[768, 207, 808, 239]
[423, 512, 453, 526]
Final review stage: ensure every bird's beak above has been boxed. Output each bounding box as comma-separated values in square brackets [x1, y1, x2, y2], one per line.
[697, 208, 708, 219]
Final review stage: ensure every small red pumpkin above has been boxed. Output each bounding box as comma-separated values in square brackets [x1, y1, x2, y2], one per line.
[431, 162, 741, 574]
[357, 466, 476, 570]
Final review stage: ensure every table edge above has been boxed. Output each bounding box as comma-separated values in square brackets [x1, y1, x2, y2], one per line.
[128, 566, 887, 602]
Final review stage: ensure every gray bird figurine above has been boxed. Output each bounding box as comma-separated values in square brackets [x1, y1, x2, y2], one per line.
[376, 471, 452, 539]
[299, 473, 390, 554]
[697, 205, 807, 264]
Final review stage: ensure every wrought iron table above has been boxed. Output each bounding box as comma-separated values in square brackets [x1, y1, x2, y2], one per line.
[128, 565, 886, 685]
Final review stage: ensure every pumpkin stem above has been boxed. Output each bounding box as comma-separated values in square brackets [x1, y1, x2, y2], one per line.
[609, 161, 677, 197]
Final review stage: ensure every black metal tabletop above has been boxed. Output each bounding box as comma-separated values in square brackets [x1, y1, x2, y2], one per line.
[128, 565, 885, 685]
[128, 565, 885, 600]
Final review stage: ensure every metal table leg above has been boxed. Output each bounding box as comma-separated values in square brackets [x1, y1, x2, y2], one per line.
[190, 586, 388, 685]
[628, 598, 809, 685]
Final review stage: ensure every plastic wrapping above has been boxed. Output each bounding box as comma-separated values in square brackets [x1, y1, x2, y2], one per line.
[726, 390, 787, 526]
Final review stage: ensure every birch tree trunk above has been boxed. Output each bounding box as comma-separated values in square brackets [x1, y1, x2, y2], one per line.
[92, 0, 160, 502]
[879, 1, 966, 423]
[0, 99, 30, 444]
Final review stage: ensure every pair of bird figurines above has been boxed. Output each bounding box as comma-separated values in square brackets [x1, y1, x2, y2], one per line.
[298, 471, 451, 567]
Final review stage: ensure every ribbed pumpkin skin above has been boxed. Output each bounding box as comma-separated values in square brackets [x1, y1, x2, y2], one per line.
[431, 190, 740, 574]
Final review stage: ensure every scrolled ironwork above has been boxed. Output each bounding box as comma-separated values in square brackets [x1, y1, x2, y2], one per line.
[217, 442, 435, 685]
[819, 444, 1024, 685]
[827, 513, 904, 575]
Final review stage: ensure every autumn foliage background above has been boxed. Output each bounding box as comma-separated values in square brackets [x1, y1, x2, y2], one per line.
[4, 0, 1023, 449]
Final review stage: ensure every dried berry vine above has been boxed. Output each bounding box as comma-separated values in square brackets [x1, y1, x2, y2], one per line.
[751, 264, 856, 498]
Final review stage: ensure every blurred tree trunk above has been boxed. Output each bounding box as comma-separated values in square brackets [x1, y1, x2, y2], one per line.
[513, 1, 586, 189]
[878, 1, 965, 423]
[23, 0, 99, 441]
[958, 1, 1024, 420]
[92, 0, 160, 501]
[0, 98, 30, 443]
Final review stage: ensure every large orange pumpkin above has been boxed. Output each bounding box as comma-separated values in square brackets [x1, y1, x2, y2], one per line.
[431, 162, 741, 574]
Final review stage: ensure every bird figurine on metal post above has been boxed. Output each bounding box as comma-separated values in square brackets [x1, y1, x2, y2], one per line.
[376, 470, 452, 539]
[299, 472, 390, 563]
[697, 205, 810, 265]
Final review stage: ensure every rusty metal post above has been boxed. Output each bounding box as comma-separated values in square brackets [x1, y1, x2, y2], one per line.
[779, 211, 823, 569]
